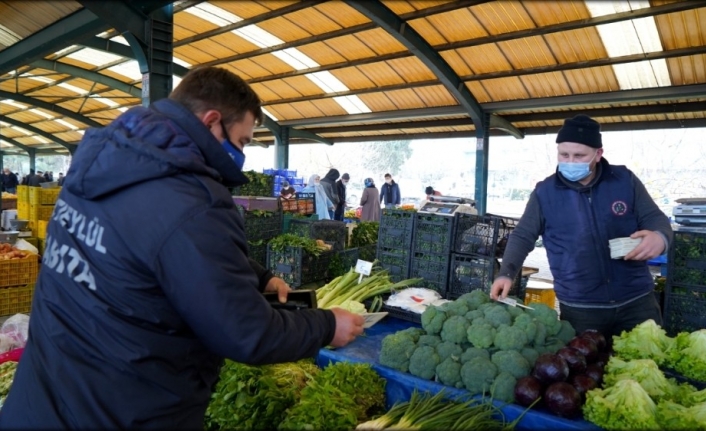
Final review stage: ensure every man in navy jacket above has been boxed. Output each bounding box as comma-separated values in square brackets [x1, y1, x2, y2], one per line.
[0, 67, 364, 429]
[490, 115, 672, 338]
[380, 173, 400, 209]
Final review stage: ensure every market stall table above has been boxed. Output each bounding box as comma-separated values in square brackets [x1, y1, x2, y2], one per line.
[316, 317, 603, 431]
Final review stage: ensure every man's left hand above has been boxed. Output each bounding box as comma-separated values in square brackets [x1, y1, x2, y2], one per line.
[264, 277, 292, 303]
[624, 230, 666, 261]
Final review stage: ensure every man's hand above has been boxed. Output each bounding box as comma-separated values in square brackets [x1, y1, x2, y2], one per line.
[329, 307, 365, 348]
[624, 230, 666, 261]
[490, 277, 513, 301]
[264, 277, 291, 303]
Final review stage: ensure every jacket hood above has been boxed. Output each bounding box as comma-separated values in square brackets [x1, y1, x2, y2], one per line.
[64, 99, 247, 200]
[323, 169, 340, 182]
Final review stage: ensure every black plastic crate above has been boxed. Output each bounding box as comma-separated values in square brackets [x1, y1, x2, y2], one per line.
[235, 206, 283, 242]
[663, 283, 706, 336]
[359, 243, 377, 262]
[379, 224, 414, 249]
[266, 244, 333, 288]
[310, 220, 348, 251]
[380, 209, 416, 230]
[247, 241, 268, 267]
[288, 218, 316, 237]
[329, 247, 359, 279]
[447, 253, 496, 298]
[453, 213, 519, 257]
[412, 213, 455, 255]
[376, 245, 411, 283]
[363, 296, 422, 325]
[410, 251, 451, 296]
[668, 230, 706, 287]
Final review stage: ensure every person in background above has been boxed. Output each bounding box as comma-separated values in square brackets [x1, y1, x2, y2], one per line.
[0, 66, 364, 430]
[279, 180, 296, 199]
[20, 169, 32, 186]
[490, 114, 672, 339]
[379, 173, 400, 209]
[57, 172, 66, 186]
[1, 168, 18, 194]
[334, 173, 350, 221]
[319, 168, 340, 219]
[28, 170, 45, 187]
[425, 186, 442, 200]
[360, 178, 381, 222]
[302, 174, 334, 221]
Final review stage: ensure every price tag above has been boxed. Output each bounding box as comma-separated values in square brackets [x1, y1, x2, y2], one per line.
[355, 259, 373, 284]
[362, 312, 388, 328]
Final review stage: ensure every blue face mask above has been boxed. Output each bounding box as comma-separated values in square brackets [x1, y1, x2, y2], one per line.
[558, 152, 597, 182]
[220, 121, 246, 171]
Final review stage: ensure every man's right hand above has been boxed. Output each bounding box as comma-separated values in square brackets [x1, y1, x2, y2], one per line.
[489, 277, 513, 301]
[329, 308, 365, 348]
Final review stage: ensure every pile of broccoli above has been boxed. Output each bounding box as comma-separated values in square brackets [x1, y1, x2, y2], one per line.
[379, 290, 575, 402]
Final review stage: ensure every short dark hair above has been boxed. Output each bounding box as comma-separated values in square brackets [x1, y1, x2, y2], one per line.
[384, 173, 391, 178]
[169, 66, 263, 127]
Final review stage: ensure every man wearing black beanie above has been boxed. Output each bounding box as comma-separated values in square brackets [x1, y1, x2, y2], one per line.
[490, 114, 672, 338]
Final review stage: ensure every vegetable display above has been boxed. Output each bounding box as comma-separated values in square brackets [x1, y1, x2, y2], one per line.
[0, 361, 17, 404]
[350, 222, 379, 248]
[236, 171, 274, 197]
[378, 290, 577, 403]
[268, 233, 328, 257]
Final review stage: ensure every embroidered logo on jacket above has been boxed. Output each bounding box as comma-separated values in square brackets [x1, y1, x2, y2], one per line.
[611, 200, 628, 216]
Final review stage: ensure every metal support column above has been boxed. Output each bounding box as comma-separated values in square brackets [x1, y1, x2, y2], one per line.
[28, 149, 36, 174]
[136, 5, 173, 106]
[474, 113, 491, 215]
[275, 126, 290, 169]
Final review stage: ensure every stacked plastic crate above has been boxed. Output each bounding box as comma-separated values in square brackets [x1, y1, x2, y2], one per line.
[409, 213, 456, 295]
[663, 229, 706, 335]
[376, 209, 415, 283]
[447, 214, 519, 299]
[266, 168, 304, 197]
[233, 197, 282, 268]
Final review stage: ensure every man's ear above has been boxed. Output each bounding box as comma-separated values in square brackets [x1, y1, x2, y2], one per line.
[197, 109, 222, 131]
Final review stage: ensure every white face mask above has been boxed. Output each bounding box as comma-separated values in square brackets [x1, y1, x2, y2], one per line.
[385, 179, 392, 184]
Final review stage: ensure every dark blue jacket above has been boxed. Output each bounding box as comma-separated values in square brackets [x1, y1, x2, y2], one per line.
[380, 181, 400, 205]
[535, 162, 655, 304]
[0, 99, 335, 430]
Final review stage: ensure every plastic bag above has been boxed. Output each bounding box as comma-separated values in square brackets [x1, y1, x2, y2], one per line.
[0, 334, 13, 354]
[0, 314, 30, 350]
[14, 239, 38, 255]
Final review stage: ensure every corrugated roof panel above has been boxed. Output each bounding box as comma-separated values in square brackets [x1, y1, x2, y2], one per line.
[322, 32, 385, 61]
[413, 84, 457, 107]
[329, 67, 376, 90]
[381, 88, 425, 110]
[30, 120, 65, 134]
[211, 0, 275, 18]
[174, 7, 221, 34]
[99, 68, 141, 85]
[172, 23, 198, 42]
[417, 7, 490, 44]
[54, 131, 83, 143]
[497, 36, 558, 69]
[405, 15, 448, 46]
[249, 78, 301, 100]
[56, 57, 112, 74]
[174, 45, 219, 65]
[188, 38, 240, 60]
[654, 6, 706, 50]
[296, 41, 347, 66]
[56, 98, 106, 113]
[562, 66, 620, 94]
[25, 86, 83, 100]
[257, 16, 314, 43]
[250, 82, 284, 102]
[520, 72, 573, 98]
[354, 28, 407, 56]
[386, 56, 437, 81]
[279, 76, 326, 97]
[209, 32, 261, 55]
[477, 76, 530, 101]
[666, 54, 706, 85]
[471, 1, 536, 35]
[440, 50, 474, 76]
[352, 62, 406, 87]
[522, 0, 587, 26]
[5, 111, 45, 124]
[466, 81, 492, 103]
[227, 56, 290, 79]
[357, 93, 399, 112]
[267, 101, 318, 120]
[543, 28, 607, 63]
[309, 1, 370, 28]
[0, 79, 42, 93]
[0, 1, 80, 39]
[451, 44, 512, 75]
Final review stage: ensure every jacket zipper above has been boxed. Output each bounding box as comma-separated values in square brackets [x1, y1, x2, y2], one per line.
[587, 192, 613, 302]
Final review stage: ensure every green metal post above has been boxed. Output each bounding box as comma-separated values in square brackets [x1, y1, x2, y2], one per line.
[275, 126, 290, 169]
[474, 113, 490, 215]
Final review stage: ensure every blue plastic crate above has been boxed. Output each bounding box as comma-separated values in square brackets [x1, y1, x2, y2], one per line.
[273, 175, 286, 185]
[263, 168, 277, 175]
[280, 169, 297, 177]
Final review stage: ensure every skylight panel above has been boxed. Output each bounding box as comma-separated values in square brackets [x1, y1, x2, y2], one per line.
[53, 45, 79, 57]
[173, 75, 183, 88]
[10, 126, 31, 135]
[55, 119, 79, 130]
[34, 136, 50, 144]
[173, 57, 191, 68]
[30, 109, 55, 119]
[67, 48, 124, 67]
[612, 60, 671, 89]
[116, 107, 128, 112]
[184, 3, 240, 27]
[333, 96, 372, 115]
[234, 25, 284, 48]
[261, 107, 278, 122]
[58, 83, 88, 95]
[94, 97, 119, 108]
[306, 71, 349, 93]
[0, 24, 21, 46]
[110, 35, 129, 45]
[27, 75, 55, 84]
[1, 100, 27, 109]
[77, 130, 85, 135]
[106, 60, 143, 81]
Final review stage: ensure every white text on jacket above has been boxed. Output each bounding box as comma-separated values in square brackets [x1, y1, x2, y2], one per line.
[52, 199, 107, 254]
[43, 235, 97, 291]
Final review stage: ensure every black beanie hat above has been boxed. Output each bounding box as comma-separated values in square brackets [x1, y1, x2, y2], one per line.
[556, 114, 602, 148]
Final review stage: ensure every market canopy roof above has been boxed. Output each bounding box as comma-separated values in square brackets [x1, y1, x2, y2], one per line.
[0, 0, 704, 154]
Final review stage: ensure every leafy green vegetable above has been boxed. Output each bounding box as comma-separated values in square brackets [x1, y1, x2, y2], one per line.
[668, 329, 706, 382]
[584, 379, 660, 431]
[656, 400, 706, 430]
[350, 222, 379, 247]
[612, 319, 675, 366]
[603, 357, 680, 402]
[269, 233, 322, 256]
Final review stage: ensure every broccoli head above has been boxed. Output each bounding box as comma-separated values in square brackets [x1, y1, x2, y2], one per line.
[504, 300, 525, 319]
[491, 350, 531, 379]
[527, 303, 560, 335]
[436, 357, 463, 389]
[421, 306, 448, 335]
[494, 324, 529, 351]
[540, 337, 566, 355]
[461, 347, 490, 363]
[417, 334, 442, 348]
[440, 315, 471, 344]
[533, 321, 547, 347]
[467, 321, 497, 349]
[436, 341, 463, 362]
[520, 347, 540, 366]
[408, 345, 440, 380]
[483, 304, 513, 328]
[555, 320, 576, 345]
[379, 332, 418, 372]
[461, 357, 498, 395]
[491, 371, 518, 404]
[439, 300, 470, 317]
[455, 290, 490, 311]
[464, 309, 484, 322]
[397, 327, 425, 343]
[513, 313, 538, 342]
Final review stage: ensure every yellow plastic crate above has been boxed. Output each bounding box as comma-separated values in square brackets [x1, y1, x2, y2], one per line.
[525, 288, 557, 310]
[16, 185, 29, 203]
[38, 238, 45, 256]
[17, 202, 29, 220]
[0, 254, 38, 288]
[29, 204, 55, 221]
[0, 284, 35, 316]
[37, 220, 48, 239]
[28, 187, 61, 205]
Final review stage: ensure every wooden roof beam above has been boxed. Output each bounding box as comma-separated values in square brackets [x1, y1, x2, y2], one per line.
[1, 116, 77, 152]
[0, 90, 103, 129]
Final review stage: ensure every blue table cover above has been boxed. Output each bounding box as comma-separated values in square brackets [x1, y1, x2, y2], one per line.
[316, 317, 603, 431]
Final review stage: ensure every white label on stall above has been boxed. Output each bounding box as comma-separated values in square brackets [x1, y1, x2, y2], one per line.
[355, 259, 373, 276]
[362, 312, 388, 328]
